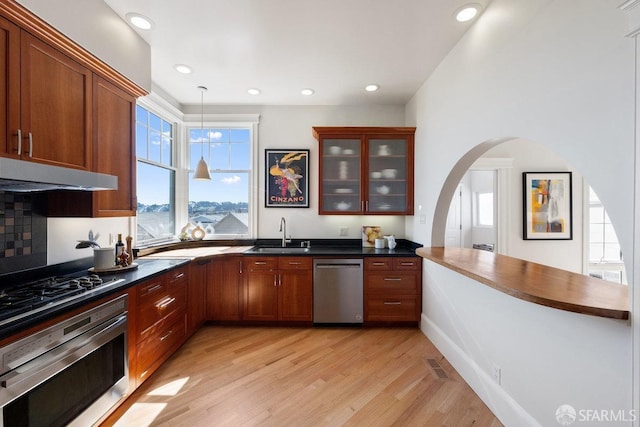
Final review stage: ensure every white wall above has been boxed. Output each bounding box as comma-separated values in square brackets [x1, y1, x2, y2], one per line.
[406, 0, 635, 425]
[480, 140, 585, 273]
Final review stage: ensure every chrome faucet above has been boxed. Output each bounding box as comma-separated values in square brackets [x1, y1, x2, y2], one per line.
[279, 217, 292, 247]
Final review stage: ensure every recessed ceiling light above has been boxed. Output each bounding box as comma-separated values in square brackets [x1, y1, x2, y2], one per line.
[248, 88, 261, 95]
[174, 64, 192, 74]
[455, 4, 481, 22]
[301, 88, 314, 96]
[365, 84, 379, 92]
[125, 12, 154, 30]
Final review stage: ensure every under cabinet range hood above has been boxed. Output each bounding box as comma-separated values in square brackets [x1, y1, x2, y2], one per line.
[0, 157, 118, 192]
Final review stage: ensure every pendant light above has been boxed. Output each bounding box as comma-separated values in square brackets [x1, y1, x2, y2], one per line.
[193, 85, 212, 180]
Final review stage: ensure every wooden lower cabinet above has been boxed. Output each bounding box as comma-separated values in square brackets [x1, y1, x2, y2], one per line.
[207, 255, 243, 321]
[243, 256, 312, 322]
[364, 257, 422, 323]
[188, 259, 208, 335]
[130, 265, 188, 387]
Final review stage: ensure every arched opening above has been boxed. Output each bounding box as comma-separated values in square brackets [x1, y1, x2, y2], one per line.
[431, 137, 627, 283]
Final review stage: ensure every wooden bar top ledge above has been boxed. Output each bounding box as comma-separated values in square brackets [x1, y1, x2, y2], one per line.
[417, 247, 629, 320]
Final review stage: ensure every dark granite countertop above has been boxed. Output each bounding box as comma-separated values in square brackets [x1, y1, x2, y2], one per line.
[242, 245, 419, 257]
[138, 238, 422, 259]
[1, 238, 422, 341]
[0, 258, 189, 341]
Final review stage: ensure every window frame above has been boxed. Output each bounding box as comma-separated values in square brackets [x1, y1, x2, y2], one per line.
[135, 94, 182, 246]
[180, 115, 259, 240]
[584, 185, 626, 284]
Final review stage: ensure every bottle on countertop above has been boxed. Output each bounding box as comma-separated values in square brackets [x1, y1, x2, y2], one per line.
[115, 233, 124, 265]
[125, 235, 133, 265]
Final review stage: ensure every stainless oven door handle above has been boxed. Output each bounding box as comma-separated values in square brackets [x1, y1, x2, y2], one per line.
[0, 314, 126, 393]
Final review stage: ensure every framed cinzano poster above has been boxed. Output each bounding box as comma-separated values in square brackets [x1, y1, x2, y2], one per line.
[523, 171, 573, 240]
[265, 149, 309, 208]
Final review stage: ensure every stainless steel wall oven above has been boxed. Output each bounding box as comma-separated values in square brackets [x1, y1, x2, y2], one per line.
[0, 294, 128, 427]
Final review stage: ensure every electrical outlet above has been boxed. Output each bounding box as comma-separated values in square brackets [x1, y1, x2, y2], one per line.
[339, 226, 349, 236]
[419, 214, 426, 224]
[492, 365, 501, 385]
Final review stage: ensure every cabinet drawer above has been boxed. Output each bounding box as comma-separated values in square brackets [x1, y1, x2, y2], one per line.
[167, 266, 188, 285]
[138, 281, 186, 335]
[393, 258, 421, 270]
[244, 257, 278, 271]
[365, 258, 393, 270]
[138, 277, 166, 302]
[278, 257, 312, 270]
[366, 297, 418, 321]
[136, 314, 187, 382]
[366, 273, 418, 293]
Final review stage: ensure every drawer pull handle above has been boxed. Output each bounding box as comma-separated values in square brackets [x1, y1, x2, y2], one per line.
[288, 262, 302, 265]
[255, 261, 267, 265]
[16, 129, 21, 155]
[372, 262, 386, 266]
[172, 272, 185, 280]
[384, 278, 402, 281]
[157, 297, 176, 310]
[384, 301, 402, 305]
[160, 330, 173, 342]
[145, 284, 163, 294]
[400, 262, 415, 266]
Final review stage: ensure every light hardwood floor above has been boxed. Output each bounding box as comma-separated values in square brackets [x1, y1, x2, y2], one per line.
[108, 326, 502, 427]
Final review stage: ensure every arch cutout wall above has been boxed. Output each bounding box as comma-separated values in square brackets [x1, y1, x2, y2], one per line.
[420, 137, 633, 426]
[432, 137, 618, 276]
[404, 1, 636, 424]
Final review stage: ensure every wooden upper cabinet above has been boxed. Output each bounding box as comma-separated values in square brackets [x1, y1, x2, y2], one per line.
[20, 32, 92, 170]
[1, 1, 147, 217]
[91, 76, 136, 216]
[1, 19, 91, 169]
[313, 127, 415, 215]
[47, 76, 137, 217]
[0, 15, 20, 159]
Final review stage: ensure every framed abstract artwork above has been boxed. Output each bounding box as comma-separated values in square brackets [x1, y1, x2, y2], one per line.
[265, 149, 310, 208]
[522, 171, 573, 240]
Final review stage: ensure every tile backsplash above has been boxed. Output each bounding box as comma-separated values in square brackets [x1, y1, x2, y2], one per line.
[0, 192, 46, 274]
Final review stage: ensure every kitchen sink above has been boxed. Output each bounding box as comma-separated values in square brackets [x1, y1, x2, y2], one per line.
[254, 247, 310, 254]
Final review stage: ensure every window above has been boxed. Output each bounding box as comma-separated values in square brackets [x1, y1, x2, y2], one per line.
[475, 192, 494, 227]
[187, 126, 253, 238]
[587, 187, 626, 284]
[136, 104, 176, 245]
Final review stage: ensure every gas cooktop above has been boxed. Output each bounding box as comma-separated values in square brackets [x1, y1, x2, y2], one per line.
[0, 274, 125, 325]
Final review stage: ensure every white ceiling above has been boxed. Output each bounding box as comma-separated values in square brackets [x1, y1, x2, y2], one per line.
[103, 0, 487, 106]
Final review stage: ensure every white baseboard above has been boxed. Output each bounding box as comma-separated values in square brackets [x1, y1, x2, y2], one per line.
[420, 313, 541, 427]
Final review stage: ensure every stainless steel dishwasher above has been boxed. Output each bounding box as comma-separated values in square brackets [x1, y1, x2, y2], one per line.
[313, 259, 363, 324]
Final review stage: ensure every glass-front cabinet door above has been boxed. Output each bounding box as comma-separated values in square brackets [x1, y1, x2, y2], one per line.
[314, 127, 415, 215]
[366, 137, 410, 214]
[320, 137, 362, 213]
